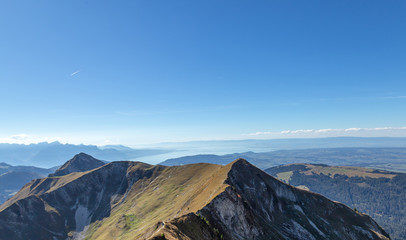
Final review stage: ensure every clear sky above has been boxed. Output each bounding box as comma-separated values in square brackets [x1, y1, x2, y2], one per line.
[1, 0, 406, 146]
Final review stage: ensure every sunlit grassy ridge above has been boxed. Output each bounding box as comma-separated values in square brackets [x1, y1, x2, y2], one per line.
[86, 162, 232, 239]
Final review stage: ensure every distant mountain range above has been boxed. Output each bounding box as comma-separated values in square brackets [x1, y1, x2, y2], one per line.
[160, 147, 406, 172]
[2, 137, 406, 168]
[0, 141, 171, 168]
[0, 154, 389, 240]
[0, 162, 57, 176]
[266, 163, 406, 240]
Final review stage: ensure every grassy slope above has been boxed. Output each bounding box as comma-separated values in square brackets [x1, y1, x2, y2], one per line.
[86, 163, 232, 239]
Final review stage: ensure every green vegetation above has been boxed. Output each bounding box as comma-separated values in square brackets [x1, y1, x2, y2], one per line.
[84, 220, 103, 240]
[198, 213, 210, 226]
[198, 213, 225, 240]
[276, 171, 293, 183]
[123, 214, 140, 229]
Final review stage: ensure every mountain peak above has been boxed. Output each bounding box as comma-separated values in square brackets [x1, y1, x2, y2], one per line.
[74, 152, 93, 159]
[228, 158, 250, 167]
[49, 153, 105, 177]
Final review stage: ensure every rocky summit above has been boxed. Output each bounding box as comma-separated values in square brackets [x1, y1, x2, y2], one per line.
[0, 157, 390, 240]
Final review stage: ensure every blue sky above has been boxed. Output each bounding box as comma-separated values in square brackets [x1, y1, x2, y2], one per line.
[1, 0, 406, 145]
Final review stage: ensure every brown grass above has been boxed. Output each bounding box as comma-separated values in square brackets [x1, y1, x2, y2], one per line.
[86, 162, 235, 239]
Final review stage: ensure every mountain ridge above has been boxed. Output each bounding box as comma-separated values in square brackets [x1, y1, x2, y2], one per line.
[0, 142, 171, 167]
[0, 158, 390, 240]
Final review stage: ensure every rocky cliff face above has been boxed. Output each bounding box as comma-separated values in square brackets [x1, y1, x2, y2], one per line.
[0, 158, 390, 240]
[49, 152, 106, 177]
[265, 163, 406, 240]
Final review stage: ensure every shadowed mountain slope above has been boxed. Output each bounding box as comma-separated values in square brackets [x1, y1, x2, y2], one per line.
[0, 171, 44, 204]
[0, 158, 390, 240]
[0, 163, 57, 204]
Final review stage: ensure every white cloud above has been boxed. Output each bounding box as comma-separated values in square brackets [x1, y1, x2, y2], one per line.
[343, 128, 361, 132]
[281, 129, 314, 134]
[0, 133, 30, 143]
[0, 134, 65, 144]
[245, 127, 406, 138]
[10, 133, 29, 140]
[316, 128, 335, 133]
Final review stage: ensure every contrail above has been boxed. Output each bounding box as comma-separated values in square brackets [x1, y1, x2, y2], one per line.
[70, 70, 80, 76]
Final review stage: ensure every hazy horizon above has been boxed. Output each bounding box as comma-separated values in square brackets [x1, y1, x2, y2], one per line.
[3, 136, 406, 166]
[2, 132, 406, 147]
